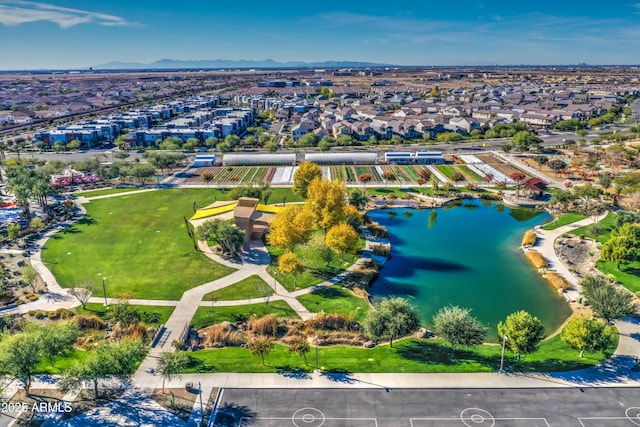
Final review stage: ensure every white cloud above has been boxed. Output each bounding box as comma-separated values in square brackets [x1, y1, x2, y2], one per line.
[0, 1, 139, 28]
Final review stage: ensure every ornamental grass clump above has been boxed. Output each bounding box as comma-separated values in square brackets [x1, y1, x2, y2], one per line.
[201, 322, 244, 348]
[546, 272, 571, 291]
[521, 230, 537, 247]
[247, 314, 278, 337]
[525, 250, 547, 269]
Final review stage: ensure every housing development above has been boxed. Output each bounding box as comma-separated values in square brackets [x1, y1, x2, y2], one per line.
[1, 64, 640, 426]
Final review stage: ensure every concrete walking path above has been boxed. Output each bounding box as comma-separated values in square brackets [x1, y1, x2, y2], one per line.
[530, 212, 608, 301]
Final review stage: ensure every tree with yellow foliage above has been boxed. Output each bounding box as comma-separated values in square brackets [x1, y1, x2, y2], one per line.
[325, 223, 359, 259]
[293, 161, 322, 198]
[267, 205, 313, 251]
[343, 204, 363, 229]
[278, 252, 305, 289]
[305, 178, 346, 233]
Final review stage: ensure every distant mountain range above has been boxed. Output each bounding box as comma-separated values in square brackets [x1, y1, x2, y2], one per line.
[93, 58, 392, 70]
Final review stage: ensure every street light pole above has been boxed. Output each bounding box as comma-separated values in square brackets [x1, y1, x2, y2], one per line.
[273, 272, 278, 295]
[315, 334, 319, 371]
[499, 334, 508, 373]
[102, 277, 108, 306]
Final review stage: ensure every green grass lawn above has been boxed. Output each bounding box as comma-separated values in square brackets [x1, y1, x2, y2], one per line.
[75, 303, 175, 326]
[296, 286, 370, 322]
[266, 232, 363, 291]
[191, 300, 299, 330]
[542, 212, 587, 230]
[73, 187, 149, 198]
[366, 187, 423, 197]
[36, 348, 90, 374]
[203, 275, 273, 301]
[182, 329, 617, 373]
[571, 212, 616, 243]
[596, 260, 640, 295]
[41, 189, 237, 300]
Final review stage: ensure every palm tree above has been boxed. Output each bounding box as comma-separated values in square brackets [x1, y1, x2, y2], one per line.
[202, 173, 214, 188]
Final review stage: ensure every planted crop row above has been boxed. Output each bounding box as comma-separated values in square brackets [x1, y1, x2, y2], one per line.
[344, 166, 356, 182]
[330, 166, 347, 181]
[402, 166, 420, 181]
[458, 165, 483, 182]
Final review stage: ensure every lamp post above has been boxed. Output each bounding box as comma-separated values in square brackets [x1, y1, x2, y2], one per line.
[499, 334, 508, 373]
[102, 277, 108, 306]
[315, 334, 319, 371]
[273, 271, 278, 295]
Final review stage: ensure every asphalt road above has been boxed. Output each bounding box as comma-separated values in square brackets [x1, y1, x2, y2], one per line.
[213, 387, 640, 427]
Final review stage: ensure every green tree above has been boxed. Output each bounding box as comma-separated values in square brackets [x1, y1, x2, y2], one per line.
[348, 189, 369, 210]
[547, 159, 567, 176]
[512, 131, 542, 152]
[0, 332, 43, 395]
[59, 339, 145, 398]
[21, 263, 39, 293]
[497, 311, 545, 360]
[288, 336, 310, 365]
[107, 294, 142, 327]
[362, 297, 420, 347]
[248, 336, 274, 365]
[67, 139, 81, 150]
[27, 322, 79, 366]
[265, 141, 279, 153]
[561, 316, 610, 358]
[157, 350, 189, 392]
[533, 155, 548, 170]
[432, 305, 486, 357]
[197, 219, 245, 256]
[298, 133, 320, 148]
[601, 234, 638, 270]
[293, 161, 322, 198]
[583, 282, 636, 324]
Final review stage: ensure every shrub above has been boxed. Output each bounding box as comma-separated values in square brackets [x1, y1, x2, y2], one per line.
[247, 314, 278, 337]
[305, 313, 360, 331]
[315, 331, 365, 346]
[521, 230, 537, 247]
[34, 311, 45, 320]
[525, 251, 547, 269]
[371, 244, 391, 257]
[201, 322, 244, 348]
[366, 222, 388, 238]
[47, 311, 59, 320]
[113, 322, 148, 341]
[546, 272, 570, 291]
[74, 315, 105, 330]
[55, 308, 74, 320]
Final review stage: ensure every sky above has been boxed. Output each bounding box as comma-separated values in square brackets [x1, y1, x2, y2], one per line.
[1, 0, 640, 69]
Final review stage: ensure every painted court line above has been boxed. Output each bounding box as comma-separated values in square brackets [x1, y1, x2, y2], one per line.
[410, 417, 550, 427]
[238, 417, 378, 427]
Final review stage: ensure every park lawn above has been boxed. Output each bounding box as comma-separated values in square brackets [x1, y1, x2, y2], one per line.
[203, 275, 273, 301]
[542, 212, 586, 230]
[435, 165, 457, 180]
[191, 300, 299, 330]
[366, 187, 422, 197]
[75, 303, 175, 326]
[36, 348, 90, 374]
[266, 232, 364, 291]
[74, 187, 149, 198]
[296, 286, 370, 322]
[41, 189, 236, 300]
[570, 212, 616, 243]
[595, 260, 640, 294]
[182, 331, 616, 373]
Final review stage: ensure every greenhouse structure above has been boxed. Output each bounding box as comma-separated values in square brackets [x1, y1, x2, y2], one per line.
[304, 152, 378, 164]
[222, 153, 296, 166]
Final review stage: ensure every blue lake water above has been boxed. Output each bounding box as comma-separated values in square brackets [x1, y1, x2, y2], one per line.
[368, 199, 571, 341]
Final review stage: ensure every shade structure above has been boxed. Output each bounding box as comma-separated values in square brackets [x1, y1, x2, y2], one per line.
[304, 152, 377, 164]
[222, 153, 296, 166]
